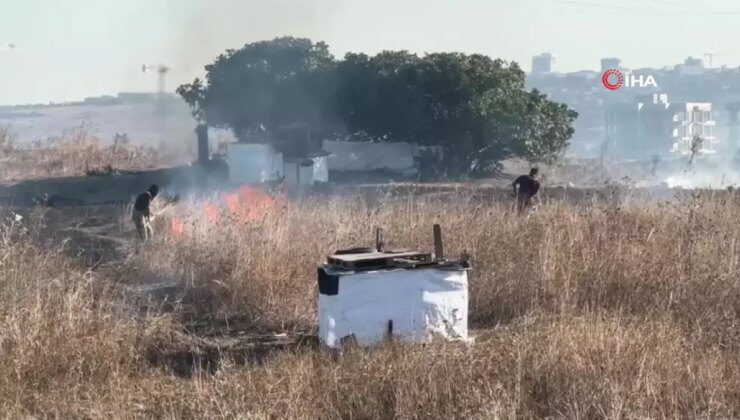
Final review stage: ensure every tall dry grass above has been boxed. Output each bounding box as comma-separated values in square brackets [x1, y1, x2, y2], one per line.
[0, 126, 163, 182]
[2, 191, 740, 417]
[143, 191, 740, 334]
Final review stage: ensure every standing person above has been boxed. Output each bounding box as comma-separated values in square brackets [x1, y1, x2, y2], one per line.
[512, 168, 540, 214]
[132, 184, 159, 240]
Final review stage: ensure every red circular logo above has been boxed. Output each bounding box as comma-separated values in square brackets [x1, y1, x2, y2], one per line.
[602, 68, 623, 91]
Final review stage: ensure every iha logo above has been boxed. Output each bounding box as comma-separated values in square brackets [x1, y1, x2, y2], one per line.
[602, 68, 623, 90]
[602, 69, 657, 91]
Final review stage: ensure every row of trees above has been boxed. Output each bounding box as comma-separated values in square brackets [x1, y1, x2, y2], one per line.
[178, 37, 577, 177]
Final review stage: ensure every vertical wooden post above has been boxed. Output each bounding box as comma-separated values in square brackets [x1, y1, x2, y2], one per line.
[196, 124, 209, 166]
[375, 227, 384, 252]
[433, 224, 444, 260]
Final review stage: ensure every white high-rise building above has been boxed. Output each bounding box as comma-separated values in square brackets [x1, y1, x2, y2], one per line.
[672, 103, 716, 155]
[531, 52, 554, 74]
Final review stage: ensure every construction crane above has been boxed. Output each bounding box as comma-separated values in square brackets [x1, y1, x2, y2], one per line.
[142, 64, 170, 146]
[142, 64, 170, 96]
[0, 43, 18, 52]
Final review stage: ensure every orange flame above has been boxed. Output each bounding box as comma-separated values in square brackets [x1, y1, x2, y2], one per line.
[224, 192, 240, 215]
[204, 202, 221, 223]
[224, 185, 278, 223]
[171, 217, 185, 236]
[168, 184, 284, 236]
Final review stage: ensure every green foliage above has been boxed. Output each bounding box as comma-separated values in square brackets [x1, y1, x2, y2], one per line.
[178, 37, 578, 177]
[176, 37, 336, 155]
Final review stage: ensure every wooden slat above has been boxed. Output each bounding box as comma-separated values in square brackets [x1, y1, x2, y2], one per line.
[329, 251, 425, 262]
[327, 250, 432, 269]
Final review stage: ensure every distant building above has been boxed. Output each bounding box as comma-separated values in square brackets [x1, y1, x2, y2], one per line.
[671, 103, 716, 155]
[83, 95, 118, 105]
[600, 57, 621, 72]
[117, 92, 155, 101]
[605, 93, 716, 159]
[606, 94, 674, 159]
[727, 102, 740, 155]
[531, 53, 554, 74]
[677, 56, 705, 76]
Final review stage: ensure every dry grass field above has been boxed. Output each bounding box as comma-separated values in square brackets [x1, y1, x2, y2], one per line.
[0, 133, 739, 417]
[0, 126, 184, 183]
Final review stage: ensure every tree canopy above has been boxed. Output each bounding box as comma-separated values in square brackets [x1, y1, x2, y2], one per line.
[178, 37, 578, 177]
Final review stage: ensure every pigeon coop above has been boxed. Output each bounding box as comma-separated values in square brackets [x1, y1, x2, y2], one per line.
[317, 225, 471, 349]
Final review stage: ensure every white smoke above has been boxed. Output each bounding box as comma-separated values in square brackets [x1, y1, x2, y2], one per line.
[663, 159, 740, 189]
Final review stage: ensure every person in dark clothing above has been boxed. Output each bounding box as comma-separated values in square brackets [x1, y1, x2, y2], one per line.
[512, 168, 540, 214]
[131, 184, 159, 240]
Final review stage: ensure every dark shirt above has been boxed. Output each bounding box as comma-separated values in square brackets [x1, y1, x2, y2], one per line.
[133, 191, 153, 216]
[514, 175, 540, 196]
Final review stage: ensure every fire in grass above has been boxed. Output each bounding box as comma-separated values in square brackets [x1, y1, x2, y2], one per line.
[169, 185, 288, 237]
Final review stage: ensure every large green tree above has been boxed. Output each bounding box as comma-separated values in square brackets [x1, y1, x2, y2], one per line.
[177, 37, 337, 155]
[179, 38, 577, 177]
[332, 51, 577, 176]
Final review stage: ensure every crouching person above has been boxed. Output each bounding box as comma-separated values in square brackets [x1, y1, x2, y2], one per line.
[132, 184, 159, 240]
[512, 168, 540, 214]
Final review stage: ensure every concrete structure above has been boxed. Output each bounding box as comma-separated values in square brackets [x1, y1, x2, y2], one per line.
[227, 143, 283, 184]
[311, 153, 330, 183]
[605, 94, 716, 159]
[284, 158, 315, 187]
[229, 143, 330, 186]
[318, 251, 470, 349]
[531, 52, 554, 74]
[323, 140, 419, 175]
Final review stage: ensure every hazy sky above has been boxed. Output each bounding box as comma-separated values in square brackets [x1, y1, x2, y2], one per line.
[2, 0, 740, 106]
